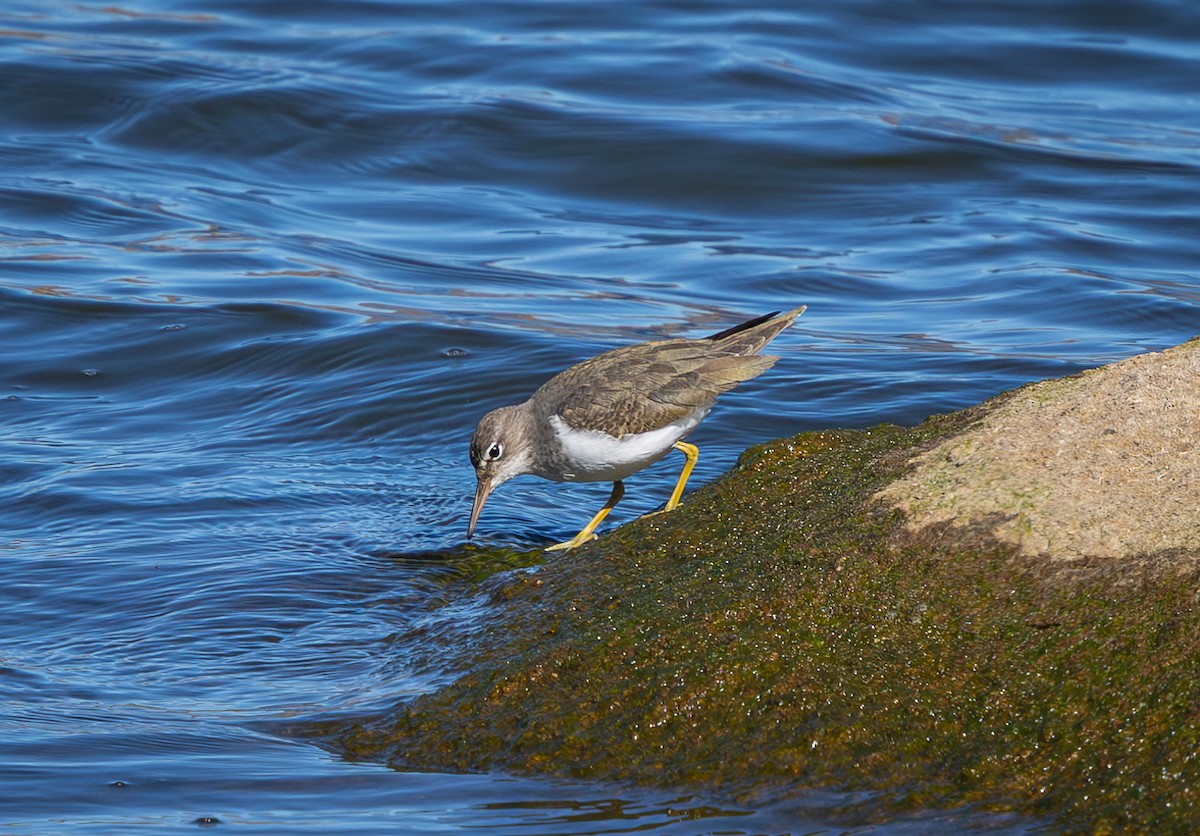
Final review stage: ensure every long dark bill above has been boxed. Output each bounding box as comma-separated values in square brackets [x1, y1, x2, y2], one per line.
[467, 477, 493, 539]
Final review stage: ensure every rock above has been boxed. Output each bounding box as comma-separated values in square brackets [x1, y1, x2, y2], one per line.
[313, 338, 1200, 832]
[877, 338, 1200, 561]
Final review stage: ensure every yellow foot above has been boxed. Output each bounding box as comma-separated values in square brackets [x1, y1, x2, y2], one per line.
[639, 504, 681, 520]
[544, 481, 624, 552]
[544, 532, 597, 551]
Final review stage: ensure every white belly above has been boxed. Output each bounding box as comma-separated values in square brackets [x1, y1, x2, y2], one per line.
[548, 411, 706, 482]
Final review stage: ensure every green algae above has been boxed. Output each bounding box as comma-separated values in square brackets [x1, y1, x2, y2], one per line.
[438, 544, 546, 585]
[329, 411, 1200, 831]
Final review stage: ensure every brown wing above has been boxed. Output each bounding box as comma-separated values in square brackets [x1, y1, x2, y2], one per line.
[533, 307, 804, 437]
[535, 338, 777, 437]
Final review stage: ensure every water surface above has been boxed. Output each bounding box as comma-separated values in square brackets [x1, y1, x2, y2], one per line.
[2, 0, 1197, 831]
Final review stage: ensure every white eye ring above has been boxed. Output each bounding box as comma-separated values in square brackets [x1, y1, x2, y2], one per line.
[487, 443, 503, 460]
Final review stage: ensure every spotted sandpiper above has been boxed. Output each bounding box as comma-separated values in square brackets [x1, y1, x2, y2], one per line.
[468, 305, 806, 550]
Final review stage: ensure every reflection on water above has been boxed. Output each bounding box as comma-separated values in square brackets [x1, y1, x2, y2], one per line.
[1, 0, 1196, 831]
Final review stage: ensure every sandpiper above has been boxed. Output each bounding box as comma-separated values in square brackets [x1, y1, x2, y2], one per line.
[468, 305, 806, 550]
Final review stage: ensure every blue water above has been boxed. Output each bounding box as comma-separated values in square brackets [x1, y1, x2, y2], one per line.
[2, 0, 1197, 832]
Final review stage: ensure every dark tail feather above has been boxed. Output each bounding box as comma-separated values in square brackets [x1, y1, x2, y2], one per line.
[705, 310, 781, 341]
[705, 306, 806, 354]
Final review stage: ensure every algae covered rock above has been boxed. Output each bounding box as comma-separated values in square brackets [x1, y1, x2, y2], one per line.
[325, 339, 1200, 832]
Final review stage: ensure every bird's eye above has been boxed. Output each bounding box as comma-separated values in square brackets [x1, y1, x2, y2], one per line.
[487, 442, 503, 460]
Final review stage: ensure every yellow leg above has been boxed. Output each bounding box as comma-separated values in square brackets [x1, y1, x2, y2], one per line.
[642, 441, 700, 519]
[664, 441, 698, 511]
[546, 481, 625, 551]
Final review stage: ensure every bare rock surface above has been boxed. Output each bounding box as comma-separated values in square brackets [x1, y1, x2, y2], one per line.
[878, 338, 1200, 560]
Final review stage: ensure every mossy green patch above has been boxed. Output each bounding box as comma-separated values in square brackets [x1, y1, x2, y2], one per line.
[327, 412, 1200, 831]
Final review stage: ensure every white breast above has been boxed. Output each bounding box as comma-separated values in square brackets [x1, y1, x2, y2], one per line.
[548, 410, 707, 482]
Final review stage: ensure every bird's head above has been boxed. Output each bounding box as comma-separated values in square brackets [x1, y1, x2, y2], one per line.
[468, 404, 534, 539]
